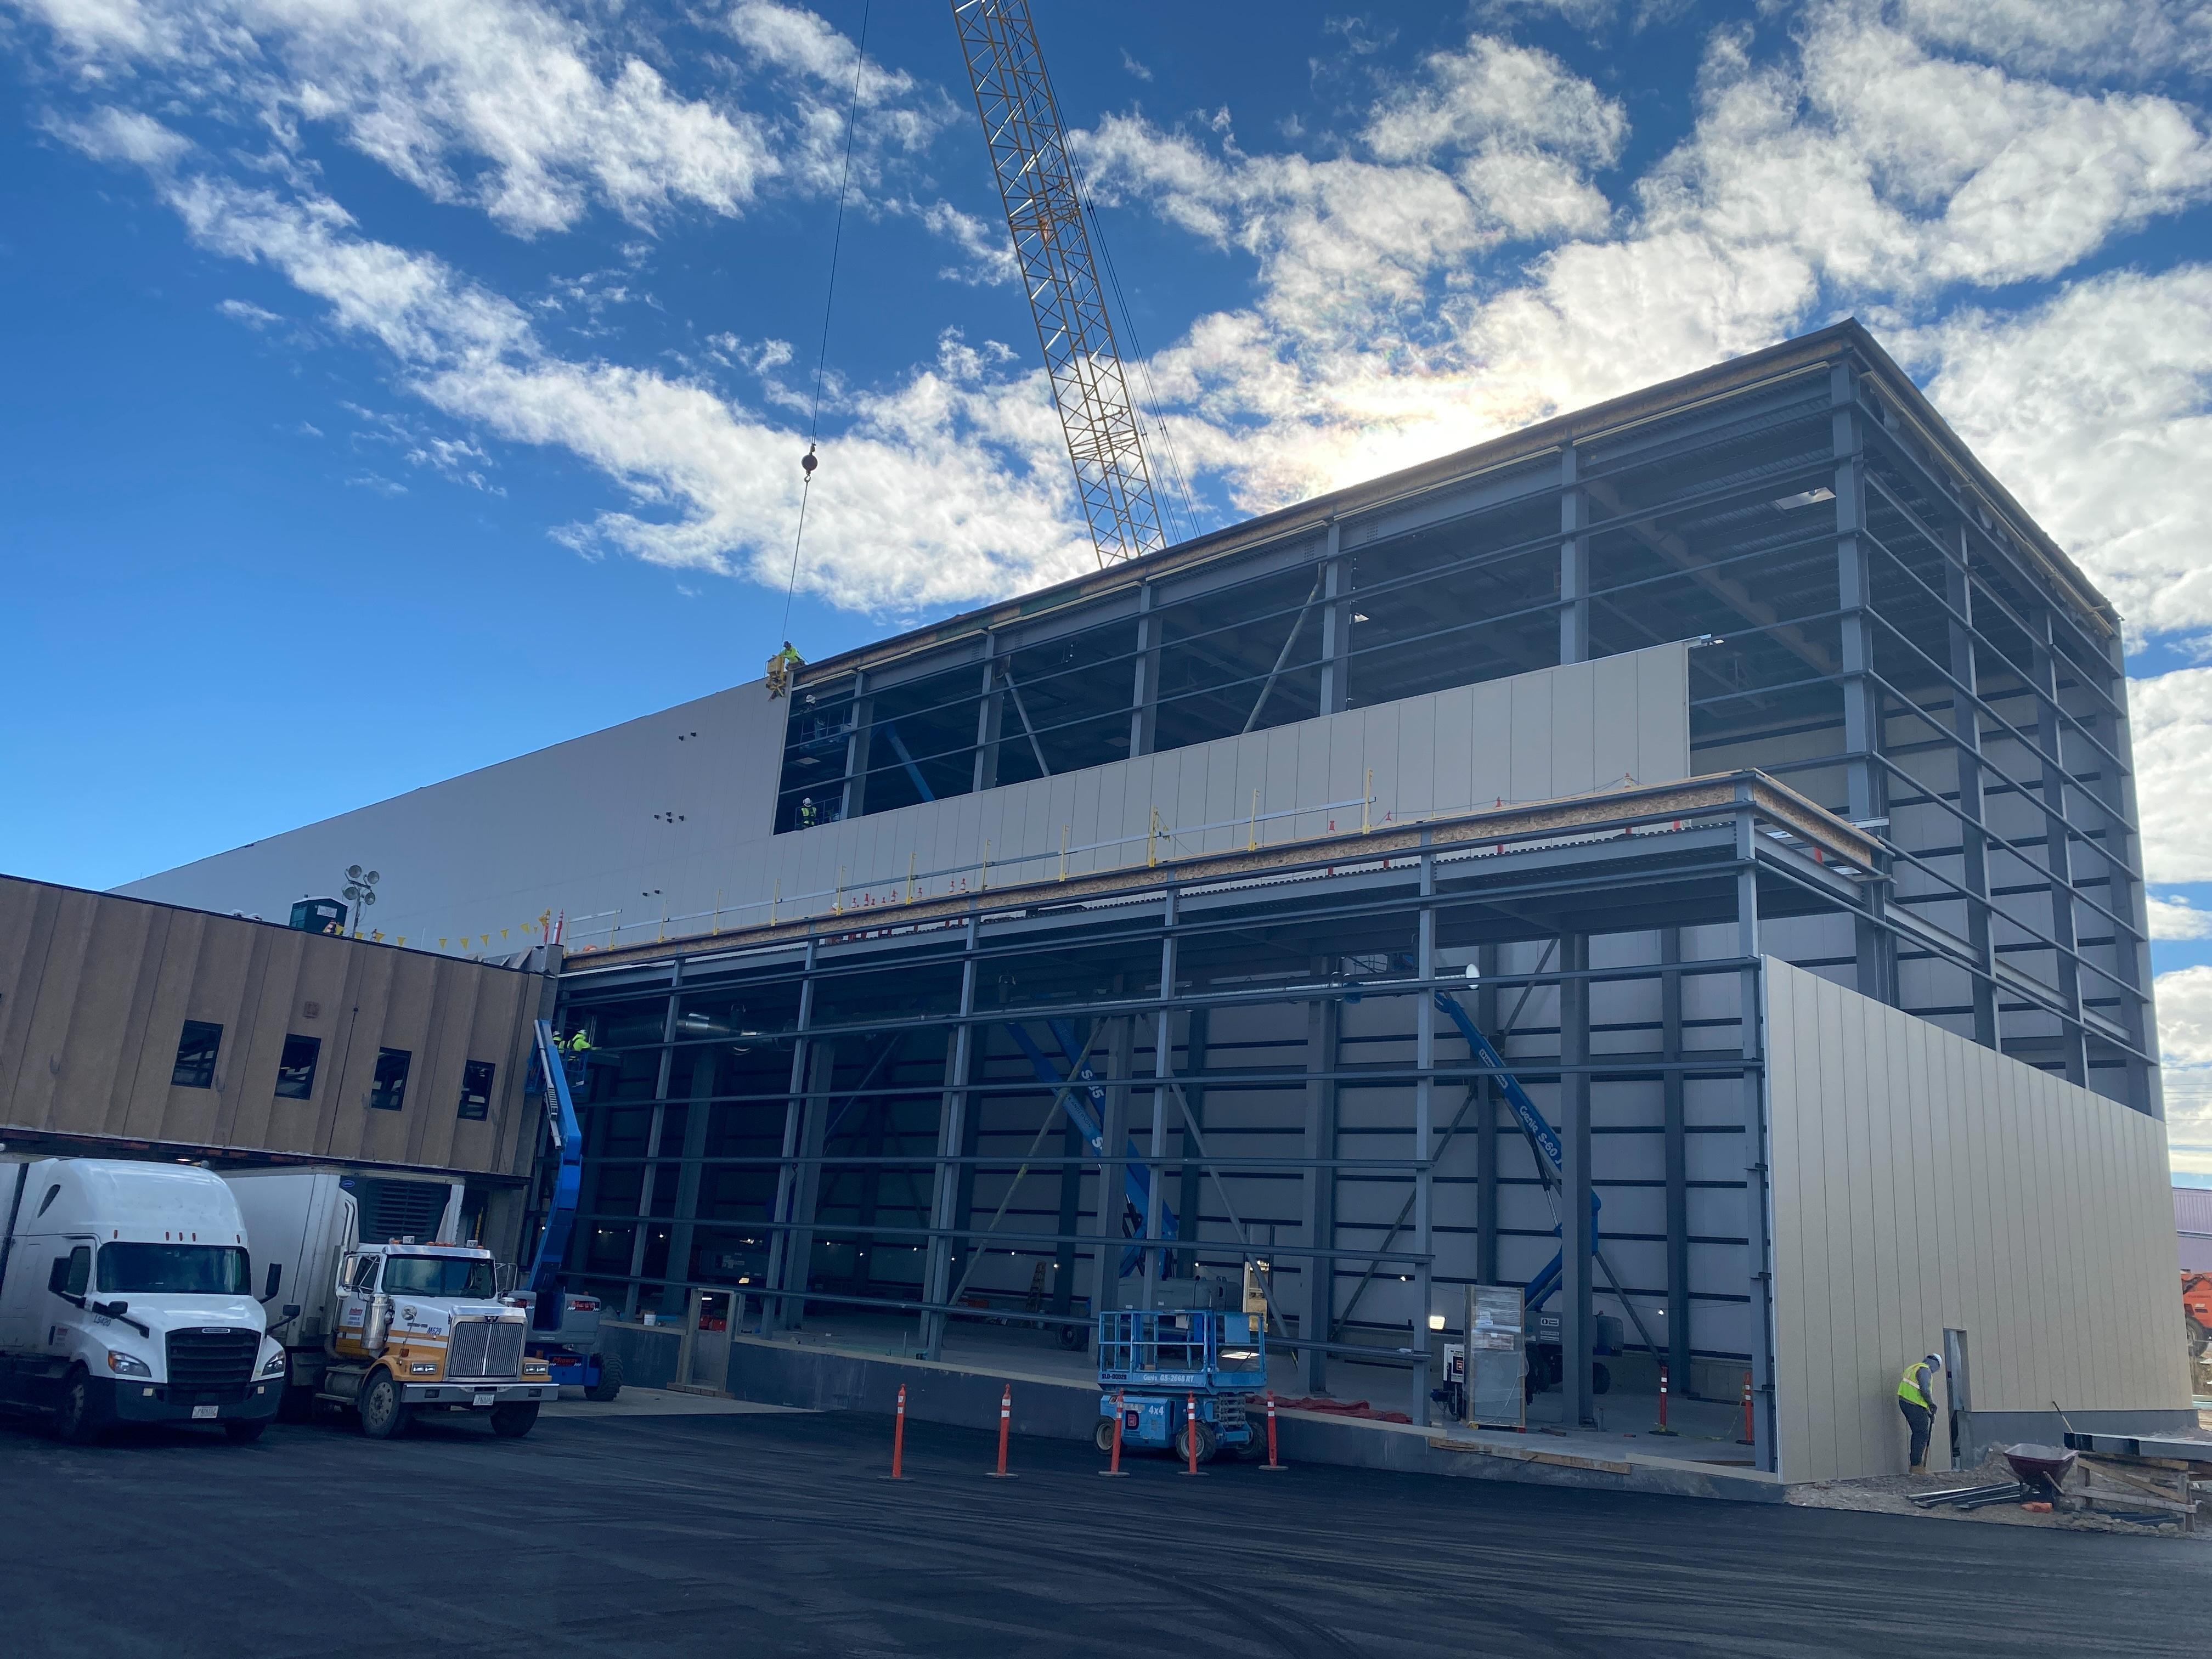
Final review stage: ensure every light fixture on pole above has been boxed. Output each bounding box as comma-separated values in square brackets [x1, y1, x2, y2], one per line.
[341, 865, 381, 936]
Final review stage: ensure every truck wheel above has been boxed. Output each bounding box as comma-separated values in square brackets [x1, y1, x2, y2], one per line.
[489, 1402, 539, 1438]
[52, 1366, 100, 1446]
[1592, 1362, 1611, 1397]
[1094, 1419, 1118, 1454]
[278, 1384, 316, 1424]
[223, 1419, 268, 1444]
[357, 1372, 410, 1440]
[583, 1350, 624, 1403]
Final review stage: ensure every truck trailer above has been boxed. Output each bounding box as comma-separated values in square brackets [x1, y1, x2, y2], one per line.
[0, 1158, 287, 1443]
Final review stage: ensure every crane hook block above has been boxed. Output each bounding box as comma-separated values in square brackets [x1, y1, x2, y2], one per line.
[801, 444, 818, 478]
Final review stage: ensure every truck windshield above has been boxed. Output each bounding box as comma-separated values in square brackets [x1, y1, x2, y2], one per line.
[380, 1255, 498, 1298]
[97, 1243, 250, 1295]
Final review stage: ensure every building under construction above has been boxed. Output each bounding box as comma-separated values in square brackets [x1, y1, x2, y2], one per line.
[121, 322, 2191, 1484]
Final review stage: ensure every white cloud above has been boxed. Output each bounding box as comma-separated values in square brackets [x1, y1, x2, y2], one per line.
[2158, 966, 2212, 1173]
[917, 200, 1018, 286]
[1898, 0, 2212, 82]
[2149, 894, 2212, 940]
[2131, 669, 2212, 884]
[1077, 3, 2212, 552]
[20, 0, 781, 235]
[92, 151, 1090, 611]
[1896, 269, 2212, 645]
[18, 2, 2212, 640]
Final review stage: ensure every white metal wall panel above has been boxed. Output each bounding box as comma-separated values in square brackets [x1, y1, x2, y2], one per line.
[125, 645, 1694, 960]
[1764, 958, 2188, 1483]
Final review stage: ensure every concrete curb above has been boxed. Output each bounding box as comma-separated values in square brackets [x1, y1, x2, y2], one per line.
[718, 1333, 1785, 1503]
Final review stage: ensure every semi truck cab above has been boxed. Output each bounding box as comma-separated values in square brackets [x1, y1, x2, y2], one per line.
[0, 1159, 286, 1443]
[325, 1240, 554, 1438]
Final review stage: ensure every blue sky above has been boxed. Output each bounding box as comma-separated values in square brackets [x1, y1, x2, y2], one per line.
[5, 0, 2212, 1164]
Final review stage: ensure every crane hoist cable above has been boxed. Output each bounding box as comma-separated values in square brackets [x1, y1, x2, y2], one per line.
[777, 0, 873, 648]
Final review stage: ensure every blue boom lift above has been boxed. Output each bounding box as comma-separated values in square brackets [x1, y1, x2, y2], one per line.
[1003, 1018, 1176, 1295]
[1432, 991, 1661, 1396]
[519, 1018, 620, 1400]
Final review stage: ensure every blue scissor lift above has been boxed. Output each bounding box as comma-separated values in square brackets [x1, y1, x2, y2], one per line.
[1096, 1305, 1266, 1463]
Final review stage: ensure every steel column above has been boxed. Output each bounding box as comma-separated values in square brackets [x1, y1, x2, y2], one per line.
[1475, 941, 1499, 1286]
[1141, 889, 1178, 1302]
[840, 670, 873, 822]
[1661, 928, 1692, 1392]
[1090, 1013, 1135, 1319]
[1411, 854, 1436, 1426]
[921, 921, 979, 1358]
[972, 637, 1004, 793]
[1175, 1006, 1209, 1276]
[1559, 447, 1590, 665]
[2033, 616, 2090, 1086]
[1834, 364, 1894, 1005]
[1736, 800, 1776, 1472]
[1128, 583, 1160, 758]
[1301, 989, 1339, 1391]
[777, 1039, 838, 1330]
[1318, 522, 1351, 715]
[1559, 932, 1594, 1428]
[763, 944, 816, 1328]
[1943, 534, 1999, 1049]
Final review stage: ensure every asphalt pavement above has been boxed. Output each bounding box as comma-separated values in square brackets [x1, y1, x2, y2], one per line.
[3, 1402, 2203, 1657]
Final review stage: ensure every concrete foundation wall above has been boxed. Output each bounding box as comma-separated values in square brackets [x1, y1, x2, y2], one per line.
[1763, 959, 2191, 1485]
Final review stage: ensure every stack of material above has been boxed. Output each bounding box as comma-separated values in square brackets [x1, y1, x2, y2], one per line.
[2071, 1453, 2206, 1531]
[2062, 1430, 2211, 1531]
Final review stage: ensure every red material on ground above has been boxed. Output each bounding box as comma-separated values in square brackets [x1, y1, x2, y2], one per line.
[1269, 1396, 1413, 1425]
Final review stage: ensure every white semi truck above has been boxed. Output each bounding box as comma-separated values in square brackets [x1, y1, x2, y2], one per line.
[0, 1158, 287, 1443]
[224, 1169, 556, 1437]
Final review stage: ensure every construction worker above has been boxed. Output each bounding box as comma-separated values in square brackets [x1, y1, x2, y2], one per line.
[765, 640, 803, 699]
[1898, 1351, 1944, 1474]
[563, 1026, 591, 1057]
[797, 794, 819, 830]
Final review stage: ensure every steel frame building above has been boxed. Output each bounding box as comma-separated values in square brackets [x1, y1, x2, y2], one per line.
[540, 323, 2165, 1474]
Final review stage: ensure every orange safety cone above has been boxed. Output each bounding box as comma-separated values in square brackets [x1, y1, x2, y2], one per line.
[1262, 1390, 1287, 1471]
[989, 1383, 1017, 1479]
[1178, 1391, 1205, 1477]
[1650, 1363, 1679, 1437]
[1099, 1388, 1128, 1479]
[1737, 1370, 1756, 1446]
[884, 1382, 909, 1481]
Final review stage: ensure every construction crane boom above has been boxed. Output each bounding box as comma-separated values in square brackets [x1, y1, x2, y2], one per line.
[952, 0, 1167, 567]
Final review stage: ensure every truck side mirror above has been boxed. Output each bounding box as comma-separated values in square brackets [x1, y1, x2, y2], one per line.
[495, 1262, 516, 1294]
[263, 1262, 283, 1301]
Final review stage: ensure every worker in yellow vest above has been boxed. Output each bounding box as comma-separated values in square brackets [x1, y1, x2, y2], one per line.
[1897, 1352, 1943, 1475]
[765, 641, 803, 699]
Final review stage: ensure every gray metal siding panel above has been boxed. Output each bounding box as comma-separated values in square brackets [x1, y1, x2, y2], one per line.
[1765, 960, 2189, 1483]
